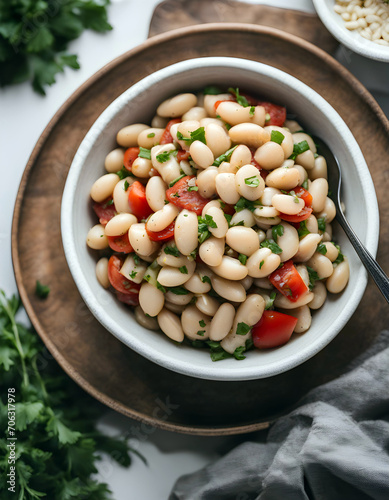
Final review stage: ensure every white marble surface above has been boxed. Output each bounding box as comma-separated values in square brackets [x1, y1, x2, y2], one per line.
[1, 0, 388, 498]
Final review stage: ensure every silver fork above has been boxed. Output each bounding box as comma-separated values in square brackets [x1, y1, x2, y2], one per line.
[313, 136, 389, 304]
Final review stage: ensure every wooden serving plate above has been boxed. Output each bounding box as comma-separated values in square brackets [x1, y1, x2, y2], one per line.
[12, 22, 389, 435]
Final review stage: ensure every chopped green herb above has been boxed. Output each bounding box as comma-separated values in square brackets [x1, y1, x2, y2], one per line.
[156, 282, 166, 293]
[261, 239, 283, 255]
[249, 106, 256, 116]
[199, 214, 218, 230]
[307, 266, 321, 291]
[172, 193, 180, 198]
[189, 249, 198, 260]
[333, 244, 345, 266]
[169, 174, 186, 187]
[228, 87, 249, 107]
[199, 320, 206, 327]
[197, 330, 206, 337]
[265, 113, 271, 122]
[265, 291, 277, 310]
[188, 185, 199, 192]
[317, 243, 327, 255]
[147, 132, 155, 138]
[236, 322, 251, 336]
[297, 220, 310, 239]
[317, 217, 326, 233]
[206, 340, 233, 361]
[35, 280, 50, 299]
[201, 275, 211, 284]
[168, 286, 189, 295]
[157, 149, 177, 163]
[224, 213, 232, 226]
[177, 127, 206, 146]
[203, 85, 222, 95]
[212, 145, 238, 167]
[198, 231, 210, 244]
[179, 266, 188, 274]
[271, 130, 285, 145]
[133, 254, 140, 266]
[164, 245, 180, 257]
[289, 140, 310, 160]
[129, 271, 137, 279]
[238, 254, 248, 265]
[139, 147, 151, 160]
[234, 197, 258, 213]
[124, 180, 130, 191]
[272, 224, 284, 242]
[233, 346, 247, 360]
[259, 260, 265, 269]
[116, 166, 133, 180]
[244, 175, 260, 187]
[302, 179, 309, 190]
[106, 199, 114, 206]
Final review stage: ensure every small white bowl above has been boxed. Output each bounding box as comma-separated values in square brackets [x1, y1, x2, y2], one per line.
[61, 57, 379, 381]
[313, 0, 389, 62]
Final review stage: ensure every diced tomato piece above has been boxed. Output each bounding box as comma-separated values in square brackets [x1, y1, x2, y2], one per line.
[93, 198, 116, 226]
[269, 260, 309, 302]
[279, 206, 313, 223]
[107, 233, 133, 253]
[160, 119, 181, 145]
[116, 291, 140, 306]
[123, 147, 140, 172]
[108, 255, 141, 297]
[166, 175, 209, 215]
[128, 181, 153, 220]
[145, 220, 175, 241]
[252, 311, 297, 349]
[259, 101, 287, 127]
[289, 186, 313, 207]
[177, 149, 191, 162]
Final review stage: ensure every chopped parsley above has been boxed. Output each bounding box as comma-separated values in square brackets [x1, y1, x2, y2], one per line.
[106, 199, 114, 206]
[179, 266, 188, 274]
[124, 180, 130, 191]
[265, 291, 277, 310]
[307, 266, 321, 291]
[197, 330, 206, 336]
[265, 113, 271, 122]
[203, 85, 222, 95]
[236, 322, 251, 336]
[201, 275, 211, 284]
[115, 166, 133, 180]
[157, 149, 177, 163]
[139, 147, 151, 160]
[199, 319, 206, 327]
[133, 253, 140, 266]
[168, 286, 189, 295]
[156, 282, 166, 293]
[260, 239, 283, 255]
[272, 224, 284, 242]
[197, 214, 217, 244]
[234, 197, 258, 213]
[270, 130, 285, 145]
[302, 179, 309, 190]
[177, 127, 206, 146]
[35, 280, 50, 299]
[228, 87, 249, 107]
[147, 132, 155, 138]
[317, 243, 327, 255]
[317, 217, 326, 233]
[259, 260, 265, 269]
[168, 174, 186, 187]
[129, 270, 137, 279]
[333, 244, 344, 266]
[212, 145, 238, 167]
[244, 175, 260, 187]
[164, 245, 180, 257]
[206, 340, 232, 362]
[297, 220, 310, 239]
[188, 185, 199, 192]
[233, 346, 247, 360]
[249, 106, 256, 116]
[289, 140, 310, 160]
[238, 254, 248, 265]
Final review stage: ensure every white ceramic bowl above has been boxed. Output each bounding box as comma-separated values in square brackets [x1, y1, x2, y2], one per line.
[61, 57, 379, 381]
[313, 0, 389, 62]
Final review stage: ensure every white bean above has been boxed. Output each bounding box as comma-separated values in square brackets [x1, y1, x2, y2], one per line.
[226, 226, 260, 256]
[309, 178, 328, 213]
[306, 252, 334, 279]
[316, 197, 336, 223]
[306, 214, 319, 233]
[158, 308, 184, 342]
[204, 206, 228, 238]
[215, 173, 240, 204]
[296, 264, 310, 289]
[176, 120, 201, 148]
[185, 273, 211, 294]
[211, 275, 246, 302]
[274, 291, 314, 309]
[326, 258, 349, 294]
[260, 187, 281, 206]
[139, 282, 165, 317]
[157, 260, 195, 286]
[189, 141, 214, 168]
[151, 115, 169, 128]
[272, 194, 305, 215]
[105, 148, 125, 173]
[246, 247, 281, 278]
[230, 145, 252, 171]
[264, 126, 294, 158]
[105, 213, 137, 236]
[217, 101, 266, 126]
[196, 294, 220, 316]
[309, 155, 327, 180]
[294, 233, 323, 262]
[322, 242, 339, 262]
[265, 166, 300, 190]
[113, 178, 134, 214]
[241, 276, 254, 290]
[181, 306, 210, 340]
[202, 199, 223, 217]
[253, 278, 274, 290]
[131, 157, 153, 178]
[205, 124, 232, 157]
[135, 306, 160, 330]
[174, 210, 198, 256]
[235, 164, 265, 201]
[275, 222, 300, 262]
[146, 176, 168, 212]
[210, 255, 248, 280]
[230, 209, 256, 228]
[281, 305, 311, 333]
[147, 203, 179, 232]
[218, 161, 236, 174]
[157, 93, 197, 117]
[156, 246, 188, 268]
[165, 290, 194, 305]
[96, 257, 109, 288]
[284, 120, 302, 132]
[117, 124, 149, 147]
[199, 237, 225, 267]
[292, 132, 317, 153]
[221, 294, 265, 353]
[203, 93, 233, 117]
[119, 254, 147, 283]
[254, 142, 285, 170]
[209, 303, 236, 341]
[151, 144, 181, 184]
[196, 167, 218, 198]
[296, 150, 315, 171]
[229, 123, 270, 148]
[164, 302, 185, 314]
[128, 223, 159, 256]
[90, 173, 120, 203]
[182, 106, 208, 121]
[86, 224, 108, 249]
[309, 281, 327, 310]
[294, 165, 308, 186]
[137, 128, 164, 148]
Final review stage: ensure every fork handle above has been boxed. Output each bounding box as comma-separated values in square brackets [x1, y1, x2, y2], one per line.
[336, 214, 389, 304]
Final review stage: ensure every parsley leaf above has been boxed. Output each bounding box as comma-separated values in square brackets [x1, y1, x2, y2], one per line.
[35, 280, 50, 299]
[203, 85, 222, 95]
[212, 146, 238, 167]
[115, 166, 133, 180]
[157, 149, 177, 163]
[302, 179, 309, 190]
[147, 132, 155, 138]
[260, 239, 283, 255]
[168, 286, 189, 295]
[179, 266, 188, 274]
[164, 245, 180, 257]
[317, 243, 327, 255]
[228, 87, 249, 107]
[333, 244, 345, 266]
[244, 175, 260, 187]
[238, 254, 248, 265]
[169, 174, 186, 187]
[265, 291, 277, 310]
[197, 330, 206, 337]
[317, 217, 326, 233]
[188, 185, 198, 192]
[236, 322, 251, 336]
[297, 220, 310, 239]
[177, 127, 206, 146]
[234, 197, 258, 213]
[272, 224, 284, 242]
[271, 130, 285, 145]
[249, 106, 255, 116]
[201, 275, 211, 284]
[139, 147, 151, 159]
[307, 266, 321, 290]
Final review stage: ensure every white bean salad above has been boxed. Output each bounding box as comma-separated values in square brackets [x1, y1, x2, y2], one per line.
[86, 86, 349, 361]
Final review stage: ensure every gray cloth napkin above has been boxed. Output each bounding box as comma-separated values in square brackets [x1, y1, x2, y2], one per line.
[170, 331, 389, 500]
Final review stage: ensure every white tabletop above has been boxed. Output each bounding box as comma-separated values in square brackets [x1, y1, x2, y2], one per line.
[1, 1, 388, 498]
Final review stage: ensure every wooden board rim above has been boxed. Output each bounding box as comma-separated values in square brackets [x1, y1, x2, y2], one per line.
[12, 22, 389, 436]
